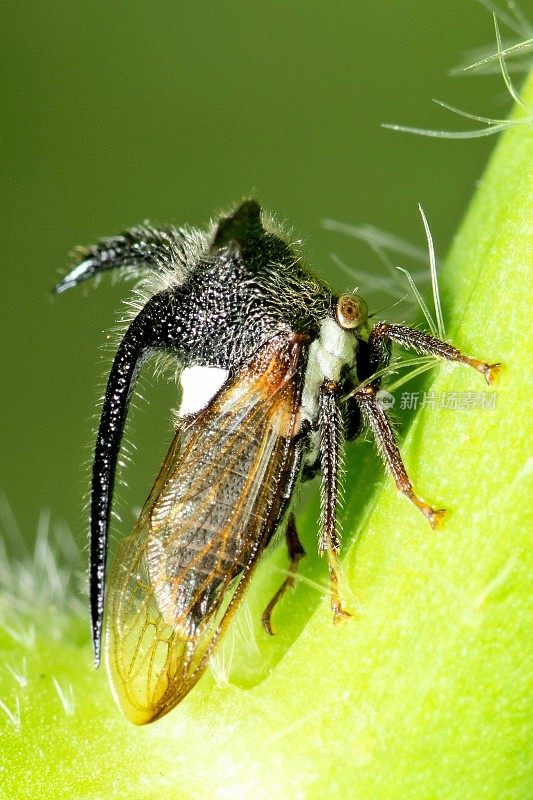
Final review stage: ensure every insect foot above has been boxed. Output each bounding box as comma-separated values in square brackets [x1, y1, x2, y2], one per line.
[406, 491, 447, 530]
[473, 360, 501, 385]
[328, 563, 353, 625]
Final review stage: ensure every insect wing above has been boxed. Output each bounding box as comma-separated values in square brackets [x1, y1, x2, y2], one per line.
[105, 333, 306, 724]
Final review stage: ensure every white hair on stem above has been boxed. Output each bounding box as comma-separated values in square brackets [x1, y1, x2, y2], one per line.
[234, 604, 260, 654]
[209, 630, 236, 689]
[460, 37, 533, 74]
[323, 220, 430, 263]
[0, 695, 21, 732]
[418, 204, 445, 339]
[52, 677, 76, 716]
[272, 567, 331, 600]
[476, 0, 532, 39]
[330, 253, 416, 304]
[382, 10, 533, 139]
[5, 657, 28, 688]
[395, 268, 437, 336]
[492, 11, 530, 110]
[0, 501, 85, 633]
[323, 220, 433, 327]
[451, 32, 533, 77]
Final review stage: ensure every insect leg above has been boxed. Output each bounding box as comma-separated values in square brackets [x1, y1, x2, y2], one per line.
[367, 322, 500, 384]
[54, 224, 188, 293]
[261, 514, 306, 635]
[318, 381, 352, 623]
[89, 290, 176, 666]
[354, 384, 446, 529]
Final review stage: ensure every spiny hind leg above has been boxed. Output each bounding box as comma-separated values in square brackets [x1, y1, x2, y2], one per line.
[262, 514, 305, 635]
[354, 384, 446, 529]
[358, 323, 500, 525]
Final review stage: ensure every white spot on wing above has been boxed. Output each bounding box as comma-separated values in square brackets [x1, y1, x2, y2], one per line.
[178, 365, 228, 417]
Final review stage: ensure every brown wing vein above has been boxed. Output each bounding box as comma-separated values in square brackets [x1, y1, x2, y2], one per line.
[104, 333, 305, 724]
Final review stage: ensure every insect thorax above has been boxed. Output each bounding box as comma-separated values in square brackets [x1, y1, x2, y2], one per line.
[135, 203, 360, 422]
[169, 238, 336, 416]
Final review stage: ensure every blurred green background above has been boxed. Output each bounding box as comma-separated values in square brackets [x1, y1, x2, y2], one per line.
[0, 1, 517, 550]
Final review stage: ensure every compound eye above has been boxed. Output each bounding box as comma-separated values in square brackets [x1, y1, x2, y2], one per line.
[335, 293, 368, 330]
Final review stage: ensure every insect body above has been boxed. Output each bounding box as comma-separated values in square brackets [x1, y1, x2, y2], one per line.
[56, 200, 498, 724]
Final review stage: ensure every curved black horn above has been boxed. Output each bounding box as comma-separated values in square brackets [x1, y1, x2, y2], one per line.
[89, 290, 175, 665]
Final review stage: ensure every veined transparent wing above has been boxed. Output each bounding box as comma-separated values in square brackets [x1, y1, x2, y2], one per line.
[105, 332, 307, 724]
